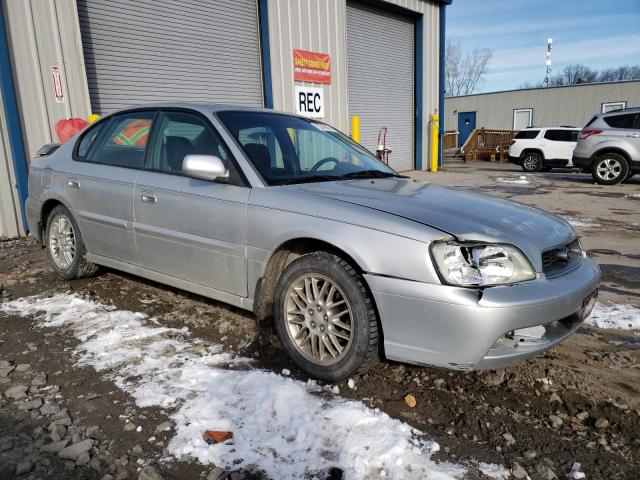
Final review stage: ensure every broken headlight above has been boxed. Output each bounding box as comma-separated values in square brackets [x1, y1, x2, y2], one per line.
[430, 242, 536, 287]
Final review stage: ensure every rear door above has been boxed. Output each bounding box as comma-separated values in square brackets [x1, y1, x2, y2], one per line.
[133, 110, 250, 296]
[69, 111, 154, 264]
[543, 129, 573, 162]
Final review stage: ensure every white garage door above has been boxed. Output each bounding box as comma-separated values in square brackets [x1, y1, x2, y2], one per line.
[346, 1, 415, 171]
[77, 0, 264, 114]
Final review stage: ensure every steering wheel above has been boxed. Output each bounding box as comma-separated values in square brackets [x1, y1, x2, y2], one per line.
[309, 156, 340, 172]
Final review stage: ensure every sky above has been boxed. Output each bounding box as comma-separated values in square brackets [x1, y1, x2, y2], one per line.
[446, 0, 640, 93]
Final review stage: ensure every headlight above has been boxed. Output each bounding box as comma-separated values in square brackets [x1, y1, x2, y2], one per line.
[430, 242, 536, 287]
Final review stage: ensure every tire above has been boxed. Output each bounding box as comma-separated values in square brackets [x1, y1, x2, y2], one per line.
[625, 171, 635, 181]
[591, 153, 629, 185]
[273, 252, 379, 382]
[45, 205, 98, 280]
[521, 152, 543, 172]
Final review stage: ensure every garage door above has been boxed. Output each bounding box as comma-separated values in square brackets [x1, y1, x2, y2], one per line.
[346, 1, 414, 171]
[77, 0, 263, 114]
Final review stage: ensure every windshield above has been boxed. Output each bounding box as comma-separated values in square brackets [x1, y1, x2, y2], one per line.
[217, 111, 399, 185]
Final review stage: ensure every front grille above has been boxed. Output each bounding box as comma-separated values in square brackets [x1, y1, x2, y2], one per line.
[542, 240, 582, 277]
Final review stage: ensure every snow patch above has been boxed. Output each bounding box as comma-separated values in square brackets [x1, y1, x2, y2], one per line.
[479, 462, 511, 479]
[496, 176, 530, 185]
[586, 302, 640, 331]
[562, 216, 601, 228]
[1, 294, 466, 480]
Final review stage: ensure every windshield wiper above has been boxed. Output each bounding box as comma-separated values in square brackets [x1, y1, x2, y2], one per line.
[276, 174, 343, 185]
[339, 170, 406, 179]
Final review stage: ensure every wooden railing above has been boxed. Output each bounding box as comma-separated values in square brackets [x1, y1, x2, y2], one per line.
[461, 128, 517, 162]
[442, 130, 458, 150]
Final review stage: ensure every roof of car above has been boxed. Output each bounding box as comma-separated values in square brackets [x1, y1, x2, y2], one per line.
[104, 103, 292, 116]
[520, 126, 579, 130]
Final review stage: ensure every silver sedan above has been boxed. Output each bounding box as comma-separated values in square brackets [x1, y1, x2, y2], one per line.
[26, 104, 600, 381]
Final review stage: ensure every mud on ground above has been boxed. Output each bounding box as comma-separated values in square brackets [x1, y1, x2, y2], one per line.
[1, 164, 639, 480]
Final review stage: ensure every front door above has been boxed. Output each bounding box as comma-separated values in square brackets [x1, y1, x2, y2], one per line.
[458, 112, 476, 146]
[67, 111, 155, 264]
[133, 110, 250, 297]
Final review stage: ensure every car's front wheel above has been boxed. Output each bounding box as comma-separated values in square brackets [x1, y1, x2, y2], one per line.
[45, 205, 98, 280]
[273, 252, 379, 382]
[591, 153, 629, 185]
[521, 152, 543, 172]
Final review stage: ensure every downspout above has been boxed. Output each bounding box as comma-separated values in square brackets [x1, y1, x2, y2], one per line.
[438, 1, 451, 167]
[0, 2, 29, 232]
[258, 0, 273, 109]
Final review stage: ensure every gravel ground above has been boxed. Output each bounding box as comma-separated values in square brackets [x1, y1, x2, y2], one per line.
[1, 163, 639, 480]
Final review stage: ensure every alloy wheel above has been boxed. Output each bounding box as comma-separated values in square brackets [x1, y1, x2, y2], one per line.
[596, 158, 622, 181]
[523, 155, 540, 171]
[284, 273, 353, 366]
[48, 214, 76, 269]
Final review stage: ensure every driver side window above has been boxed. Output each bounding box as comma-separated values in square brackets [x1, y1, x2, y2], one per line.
[147, 111, 232, 175]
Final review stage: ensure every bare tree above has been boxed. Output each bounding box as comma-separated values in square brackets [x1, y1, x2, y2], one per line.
[445, 41, 493, 97]
[521, 63, 640, 88]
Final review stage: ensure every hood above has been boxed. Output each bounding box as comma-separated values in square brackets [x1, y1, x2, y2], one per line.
[285, 178, 575, 269]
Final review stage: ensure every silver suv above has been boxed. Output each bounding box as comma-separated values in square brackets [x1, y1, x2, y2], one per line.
[573, 107, 640, 184]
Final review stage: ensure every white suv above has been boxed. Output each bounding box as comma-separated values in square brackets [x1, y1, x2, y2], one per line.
[508, 127, 580, 172]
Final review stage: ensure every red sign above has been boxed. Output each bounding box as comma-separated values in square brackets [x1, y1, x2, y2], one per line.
[293, 49, 331, 84]
[51, 66, 64, 103]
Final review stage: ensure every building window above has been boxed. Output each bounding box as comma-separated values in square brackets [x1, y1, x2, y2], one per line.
[513, 108, 533, 130]
[602, 101, 626, 113]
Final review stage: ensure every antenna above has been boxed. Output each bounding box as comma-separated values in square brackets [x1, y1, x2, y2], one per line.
[541, 38, 553, 87]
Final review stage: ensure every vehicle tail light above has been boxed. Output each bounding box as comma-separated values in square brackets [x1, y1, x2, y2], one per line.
[579, 129, 602, 139]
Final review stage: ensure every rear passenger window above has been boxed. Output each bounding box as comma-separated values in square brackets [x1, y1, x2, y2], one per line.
[604, 114, 635, 129]
[544, 130, 573, 142]
[86, 112, 155, 168]
[76, 122, 106, 160]
[514, 130, 539, 139]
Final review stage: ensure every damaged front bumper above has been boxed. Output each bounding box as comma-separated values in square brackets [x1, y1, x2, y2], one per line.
[365, 256, 600, 371]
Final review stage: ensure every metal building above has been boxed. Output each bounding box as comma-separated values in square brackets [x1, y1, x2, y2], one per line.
[0, 0, 450, 238]
[445, 80, 640, 146]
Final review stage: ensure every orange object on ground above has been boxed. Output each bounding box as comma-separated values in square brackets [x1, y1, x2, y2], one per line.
[202, 430, 233, 445]
[55, 118, 89, 143]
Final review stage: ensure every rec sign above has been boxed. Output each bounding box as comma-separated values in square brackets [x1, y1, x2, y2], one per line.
[295, 86, 324, 118]
[293, 49, 331, 84]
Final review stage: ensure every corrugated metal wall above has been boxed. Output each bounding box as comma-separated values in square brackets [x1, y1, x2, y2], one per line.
[445, 81, 640, 131]
[0, 88, 22, 238]
[267, 0, 349, 132]
[346, 0, 415, 171]
[268, 0, 440, 169]
[3, 0, 91, 159]
[77, 0, 264, 114]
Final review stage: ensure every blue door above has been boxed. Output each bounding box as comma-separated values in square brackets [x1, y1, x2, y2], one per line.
[457, 111, 476, 147]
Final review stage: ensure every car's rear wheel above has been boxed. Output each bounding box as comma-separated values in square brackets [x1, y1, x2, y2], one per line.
[273, 252, 378, 382]
[521, 152, 543, 172]
[591, 153, 629, 185]
[45, 205, 98, 280]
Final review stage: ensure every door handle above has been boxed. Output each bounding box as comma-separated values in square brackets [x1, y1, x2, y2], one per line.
[140, 193, 157, 204]
[627, 133, 640, 138]
[67, 178, 80, 189]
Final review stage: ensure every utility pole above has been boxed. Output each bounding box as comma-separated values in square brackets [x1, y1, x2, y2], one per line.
[541, 38, 552, 87]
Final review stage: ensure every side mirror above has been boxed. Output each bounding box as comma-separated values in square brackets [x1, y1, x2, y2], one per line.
[182, 154, 229, 181]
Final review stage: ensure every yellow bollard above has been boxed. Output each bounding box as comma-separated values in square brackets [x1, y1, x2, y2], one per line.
[351, 115, 360, 143]
[430, 113, 439, 172]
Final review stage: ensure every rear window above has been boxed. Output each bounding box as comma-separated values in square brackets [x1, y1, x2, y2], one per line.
[604, 114, 636, 129]
[514, 130, 539, 139]
[544, 130, 576, 142]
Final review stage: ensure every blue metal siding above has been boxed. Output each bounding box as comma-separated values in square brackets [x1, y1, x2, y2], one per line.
[0, 2, 28, 231]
